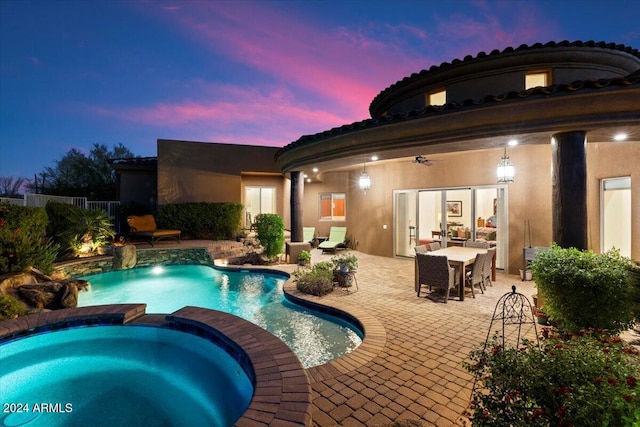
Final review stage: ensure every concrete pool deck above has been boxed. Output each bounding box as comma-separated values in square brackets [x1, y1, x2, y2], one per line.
[143, 240, 540, 426]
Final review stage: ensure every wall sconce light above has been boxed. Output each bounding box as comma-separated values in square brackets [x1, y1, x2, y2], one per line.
[359, 163, 371, 192]
[496, 147, 515, 183]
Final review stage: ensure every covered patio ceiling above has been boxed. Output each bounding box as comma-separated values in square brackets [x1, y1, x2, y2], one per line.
[275, 77, 640, 178]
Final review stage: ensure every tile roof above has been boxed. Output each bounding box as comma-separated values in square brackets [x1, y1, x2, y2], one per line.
[369, 40, 640, 114]
[276, 74, 640, 156]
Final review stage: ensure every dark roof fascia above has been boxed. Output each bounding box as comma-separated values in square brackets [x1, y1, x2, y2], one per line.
[369, 40, 640, 117]
[275, 76, 640, 162]
[109, 157, 158, 171]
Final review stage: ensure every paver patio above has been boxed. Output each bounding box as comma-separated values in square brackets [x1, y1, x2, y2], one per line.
[275, 248, 538, 427]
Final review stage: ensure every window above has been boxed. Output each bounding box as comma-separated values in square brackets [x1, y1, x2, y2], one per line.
[426, 88, 446, 106]
[319, 193, 346, 221]
[525, 71, 550, 89]
[244, 186, 276, 226]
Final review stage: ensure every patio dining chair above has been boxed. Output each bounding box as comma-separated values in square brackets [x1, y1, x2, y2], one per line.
[427, 242, 441, 251]
[465, 252, 487, 298]
[416, 253, 458, 303]
[466, 240, 489, 249]
[482, 247, 496, 287]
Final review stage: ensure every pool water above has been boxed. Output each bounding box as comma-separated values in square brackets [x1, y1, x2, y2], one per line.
[78, 265, 362, 367]
[0, 325, 253, 427]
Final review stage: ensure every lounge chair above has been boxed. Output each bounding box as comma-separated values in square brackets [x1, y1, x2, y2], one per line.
[318, 226, 347, 253]
[127, 215, 181, 246]
[303, 227, 316, 245]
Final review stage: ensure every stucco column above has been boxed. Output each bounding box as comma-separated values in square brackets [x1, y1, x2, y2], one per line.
[551, 131, 587, 250]
[290, 171, 304, 242]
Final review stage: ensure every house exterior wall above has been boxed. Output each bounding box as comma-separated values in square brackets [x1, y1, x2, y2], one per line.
[116, 167, 157, 209]
[157, 139, 282, 206]
[241, 174, 289, 219]
[302, 172, 349, 238]
[307, 141, 638, 274]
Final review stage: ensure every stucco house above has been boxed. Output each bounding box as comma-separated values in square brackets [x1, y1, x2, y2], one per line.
[114, 41, 640, 274]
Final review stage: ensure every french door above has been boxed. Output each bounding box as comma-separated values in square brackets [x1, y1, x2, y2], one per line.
[394, 186, 507, 269]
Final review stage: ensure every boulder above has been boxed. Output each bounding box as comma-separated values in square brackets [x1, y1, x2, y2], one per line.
[113, 245, 136, 270]
[17, 279, 89, 310]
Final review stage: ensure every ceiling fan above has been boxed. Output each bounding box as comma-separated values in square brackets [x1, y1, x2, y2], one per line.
[412, 155, 437, 166]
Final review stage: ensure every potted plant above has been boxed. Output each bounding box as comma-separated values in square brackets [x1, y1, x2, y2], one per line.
[331, 252, 358, 273]
[331, 253, 358, 287]
[298, 250, 311, 266]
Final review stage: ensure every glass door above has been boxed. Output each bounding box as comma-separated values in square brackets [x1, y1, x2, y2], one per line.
[394, 190, 417, 257]
[474, 187, 506, 269]
[601, 177, 631, 257]
[244, 186, 276, 227]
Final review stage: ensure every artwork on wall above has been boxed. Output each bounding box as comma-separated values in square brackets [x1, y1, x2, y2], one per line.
[447, 201, 462, 217]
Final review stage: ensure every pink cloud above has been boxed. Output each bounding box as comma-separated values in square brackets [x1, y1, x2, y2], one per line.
[86, 83, 347, 145]
[111, 1, 558, 146]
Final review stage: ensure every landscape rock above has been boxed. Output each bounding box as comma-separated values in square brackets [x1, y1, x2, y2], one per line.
[112, 245, 136, 270]
[17, 279, 89, 310]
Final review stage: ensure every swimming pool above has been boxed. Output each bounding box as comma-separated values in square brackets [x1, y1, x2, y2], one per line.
[77, 265, 362, 367]
[0, 325, 253, 427]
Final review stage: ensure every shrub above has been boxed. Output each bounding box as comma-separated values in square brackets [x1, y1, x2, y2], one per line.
[628, 261, 640, 322]
[466, 329, 640, 426]
[63, 208, 115, 255]
[45, 201, 84, 254]
[0, 203, 58, 274]
[254, 213, 285, 260]
[46, 201, 114, 257]
[0, 294, 27, 320]
[156, 202, 243, 239]
[530, 244, 635, 333]
[294, 261, 334, 296]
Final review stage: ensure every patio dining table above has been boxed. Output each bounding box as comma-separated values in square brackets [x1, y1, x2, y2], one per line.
[415, 246, 494, 301]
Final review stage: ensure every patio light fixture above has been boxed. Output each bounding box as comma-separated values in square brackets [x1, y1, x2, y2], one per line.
[496, 147, 515, 183]
[359, 163, 371, 193]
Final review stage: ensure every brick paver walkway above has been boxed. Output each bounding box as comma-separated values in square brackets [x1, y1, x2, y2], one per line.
[277, 249, 539, 427]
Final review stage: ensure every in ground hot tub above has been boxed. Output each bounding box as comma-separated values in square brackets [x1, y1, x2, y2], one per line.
[0, 325, 253, 427]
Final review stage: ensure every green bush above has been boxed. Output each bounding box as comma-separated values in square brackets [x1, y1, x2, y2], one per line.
[0, 203, 59, 274]
[155, 202, 243, 240]
[254, 213, 285, 260]
[530, 244, 635, 334]
[0, 294, 27, 320]
[628, 261, 640, 322]
[63, 209, 115, 255]
[46, 201, 114, 257]
[466, 329, 640, 426]
[45, 201, 85, 253]
[294, 262, 335, 296]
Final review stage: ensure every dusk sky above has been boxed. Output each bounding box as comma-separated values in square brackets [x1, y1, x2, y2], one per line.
[1, 0, 639, 182]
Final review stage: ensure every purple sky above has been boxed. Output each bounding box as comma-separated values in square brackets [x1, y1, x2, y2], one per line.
[1, 0, 639, 181]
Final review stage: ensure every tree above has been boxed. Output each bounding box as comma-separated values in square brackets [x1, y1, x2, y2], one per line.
[0, 176, 27, 197]
[27, 143, 135, 200]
